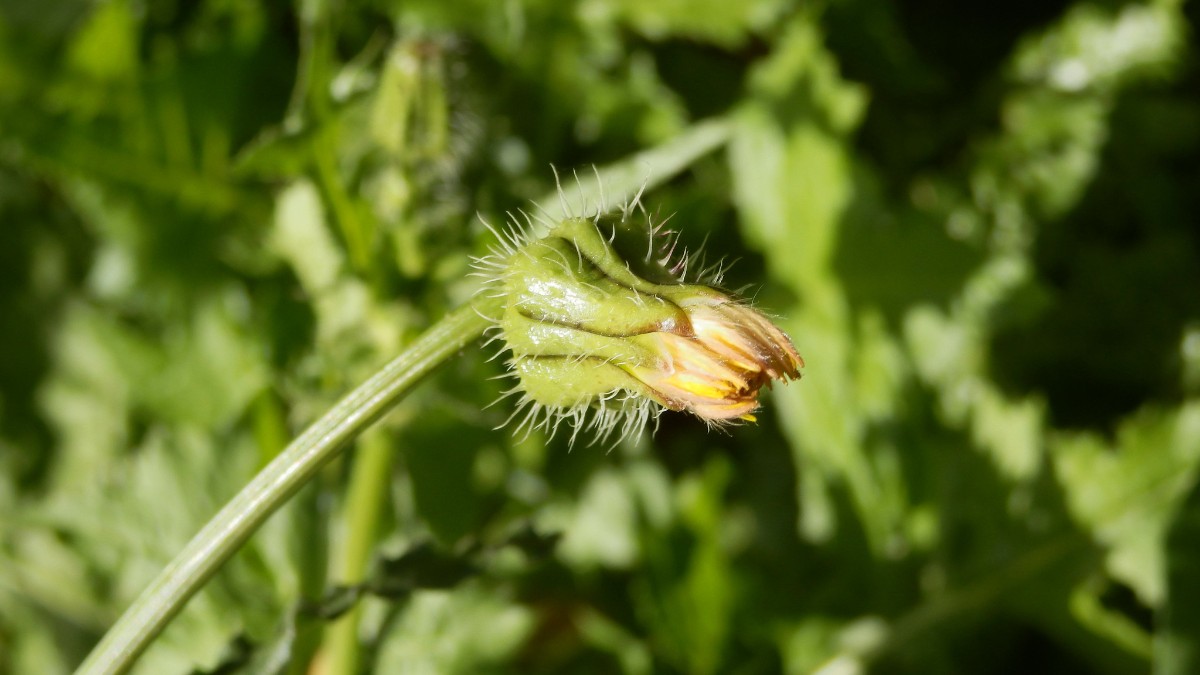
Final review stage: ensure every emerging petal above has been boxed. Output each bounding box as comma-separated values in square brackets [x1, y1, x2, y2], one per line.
[629, 297, 803, 422]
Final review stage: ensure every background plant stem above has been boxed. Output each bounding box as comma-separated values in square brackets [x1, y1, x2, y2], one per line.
[76, 299, 499, 675]
[322, 427, 396, 675]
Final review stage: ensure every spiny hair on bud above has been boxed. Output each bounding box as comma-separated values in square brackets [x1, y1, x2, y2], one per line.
[480, 349, 664, 449]
[496, 388, 663, 450]
[468, 208, 546, 310]
[547, 164, 652, 227]
[469, 166, 732, 298]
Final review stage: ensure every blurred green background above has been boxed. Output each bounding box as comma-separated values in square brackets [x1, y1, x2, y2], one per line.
[2, 0, 1200, 673]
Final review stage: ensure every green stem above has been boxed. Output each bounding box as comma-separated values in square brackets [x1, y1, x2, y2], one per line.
[322, 427, 396, 675]
[532, 117, 732, 237]
[75, 300, 498, 675]
[313, 125, 373, 273]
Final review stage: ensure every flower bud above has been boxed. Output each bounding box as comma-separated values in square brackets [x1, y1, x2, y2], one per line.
[477, 205, 802, 444]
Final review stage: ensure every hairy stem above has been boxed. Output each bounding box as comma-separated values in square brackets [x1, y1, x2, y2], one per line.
[76, 299, 499, 675]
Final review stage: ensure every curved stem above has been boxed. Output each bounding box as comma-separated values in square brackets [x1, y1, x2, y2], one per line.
[76, 299, 498, 675]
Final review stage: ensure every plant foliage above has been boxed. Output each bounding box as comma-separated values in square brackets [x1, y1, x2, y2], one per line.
[1, 0, 1199, 673]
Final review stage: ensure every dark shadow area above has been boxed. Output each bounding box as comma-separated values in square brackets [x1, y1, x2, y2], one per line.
[990, 80, 1200, 430]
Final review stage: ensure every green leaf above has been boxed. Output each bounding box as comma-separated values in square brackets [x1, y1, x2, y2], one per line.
[602, 0, 788, 47]
[1053, 404, 1200, 606]
[65, 0, 139, 83]
[373, 585, 534, 674]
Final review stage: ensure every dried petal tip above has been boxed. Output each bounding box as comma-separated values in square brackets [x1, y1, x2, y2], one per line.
[631, 296, 803, 424]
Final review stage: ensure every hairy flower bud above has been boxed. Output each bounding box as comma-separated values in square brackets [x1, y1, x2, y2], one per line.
[475, 197, 802, 445]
